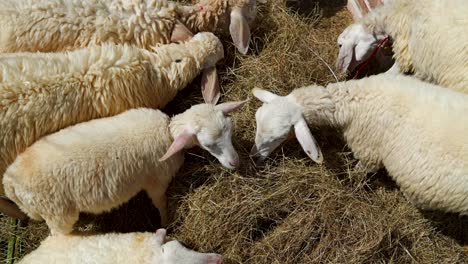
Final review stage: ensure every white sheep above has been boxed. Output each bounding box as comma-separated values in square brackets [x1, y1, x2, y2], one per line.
[250, 74, 468, 215]
[0, 32, 222, 198]
[336, 0, 468, 93]
[17, 228, 224, 264]
[4, 100, 246, 234]
[0, 0, 262, 54]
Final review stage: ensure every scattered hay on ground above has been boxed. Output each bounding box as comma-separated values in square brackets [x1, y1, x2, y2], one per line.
[1, 0, 467, 263]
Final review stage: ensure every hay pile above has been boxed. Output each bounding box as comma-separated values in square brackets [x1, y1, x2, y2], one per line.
[1, 0, 467, 263]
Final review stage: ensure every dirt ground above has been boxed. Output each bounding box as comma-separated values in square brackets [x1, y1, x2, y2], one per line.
[1, 0, 467, 263]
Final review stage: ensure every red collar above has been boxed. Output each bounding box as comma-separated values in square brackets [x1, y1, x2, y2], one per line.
[352, 35, 391, 78]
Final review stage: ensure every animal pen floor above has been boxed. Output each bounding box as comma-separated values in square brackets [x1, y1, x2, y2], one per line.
[1, 0, 467, 263]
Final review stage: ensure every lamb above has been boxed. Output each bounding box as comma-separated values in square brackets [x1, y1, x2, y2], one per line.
[0, 0, 262, 55]
[336, 0, 468, 94]
[17, 228, 224, 264]
[250, 74, 468, 215]
[0, 31, 222, 198]
[4, 100, 247, 234]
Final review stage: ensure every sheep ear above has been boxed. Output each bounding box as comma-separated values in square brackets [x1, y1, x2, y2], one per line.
[215, 99, 248, 114]
[159, 132, 195, 161]
[336, 42, 354, 74]
[294, 118, 323, 163]
[252, 87, 279, 103]
[170, 20, 194, 42]
[155, 229, 167, 245]
[201, 67, 221, 104]
[230, 8, 251, 55]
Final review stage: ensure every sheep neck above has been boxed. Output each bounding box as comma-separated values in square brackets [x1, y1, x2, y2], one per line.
[168, 115, 198, 150]
[290, 85, 352, 129]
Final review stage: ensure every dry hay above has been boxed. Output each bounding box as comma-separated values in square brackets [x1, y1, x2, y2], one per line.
[1, 0, 467, 263]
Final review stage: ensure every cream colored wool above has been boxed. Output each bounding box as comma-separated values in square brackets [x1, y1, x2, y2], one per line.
[0, 0, 259, 54]
[360, 0, 468, 93]
[0, 32, 224, 196]
[0, 0, 179, 52]
[3, 103, 241, 234]
[17, 229, 223, 264]
[253, 74, 468, 214]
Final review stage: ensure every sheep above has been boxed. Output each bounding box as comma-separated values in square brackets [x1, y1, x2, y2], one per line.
[17, 228, 224, 264]
[0, 0, 263, 55]
[0, 31, 223, 199]
[4, 100, 247, 234]
[336, 0, 468, 94]
[250, 74, 468, 215]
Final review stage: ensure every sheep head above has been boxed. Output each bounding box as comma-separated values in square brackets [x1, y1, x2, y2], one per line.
[336, 23, 379, 74]
[161, 100, 248, 170]
[251, 88, 323, 164]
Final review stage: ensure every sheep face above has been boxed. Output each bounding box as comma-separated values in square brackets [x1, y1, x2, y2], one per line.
[336, 23, 378, 74]
[156, 229, 224, 264]
[251, 88, 322, 164]
[161, 101, 247, 169]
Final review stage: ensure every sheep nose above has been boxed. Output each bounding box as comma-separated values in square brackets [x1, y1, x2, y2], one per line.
[229, 159, 239, 168]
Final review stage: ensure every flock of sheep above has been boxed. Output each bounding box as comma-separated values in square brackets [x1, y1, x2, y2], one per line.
[0, 0, 466, 263]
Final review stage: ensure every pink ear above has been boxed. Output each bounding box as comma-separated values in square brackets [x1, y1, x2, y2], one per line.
[215, 100, 248, 115]
[170, 20, 194, 42]
[229, 8, 251, 54]
[155, 228, 167, 244]
[201, 67, 221, 104]
[206, 254, 223, 264]
[159, 132, 195, 161]
[294, 118, 323, 163]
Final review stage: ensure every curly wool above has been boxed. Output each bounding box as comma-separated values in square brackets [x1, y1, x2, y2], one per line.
[0, 0, 181, 52]
[0, 0, 257, 53]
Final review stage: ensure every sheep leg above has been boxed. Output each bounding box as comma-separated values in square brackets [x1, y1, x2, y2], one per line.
[44, 211, 79, 235]
[145, 183, 169, 227]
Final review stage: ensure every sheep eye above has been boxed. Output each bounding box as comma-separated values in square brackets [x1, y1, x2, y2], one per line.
[338, 44, 342, 48]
